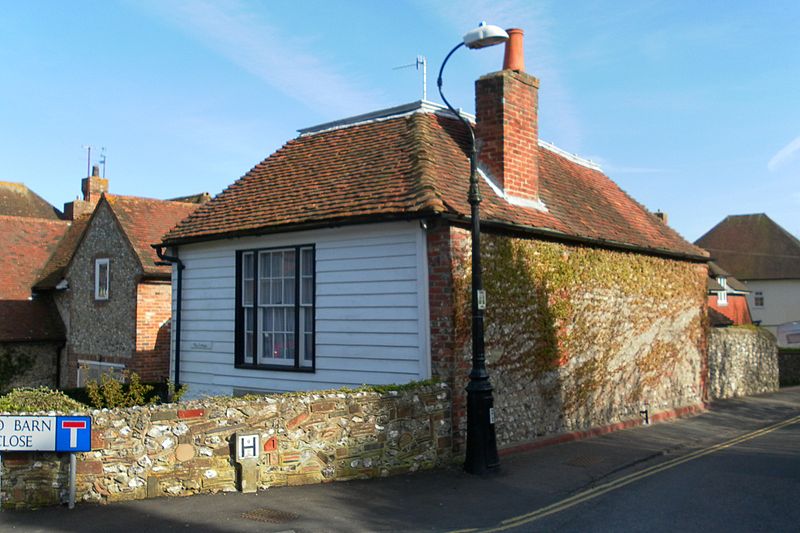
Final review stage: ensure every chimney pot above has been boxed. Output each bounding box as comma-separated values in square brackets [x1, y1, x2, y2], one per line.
[502, 28, 525, 71]
[91, 164, 100, 177]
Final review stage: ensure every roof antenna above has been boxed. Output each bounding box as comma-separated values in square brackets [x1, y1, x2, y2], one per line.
[81, 144, 92, 177]
[99, 147, 107, 178]
[393, 55, 428, 101]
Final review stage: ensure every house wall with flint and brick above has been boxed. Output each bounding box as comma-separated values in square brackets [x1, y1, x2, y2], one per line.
[428, 224, 708, 450]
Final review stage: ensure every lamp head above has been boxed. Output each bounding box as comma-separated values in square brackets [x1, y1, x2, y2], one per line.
[462, 22, 509, 49]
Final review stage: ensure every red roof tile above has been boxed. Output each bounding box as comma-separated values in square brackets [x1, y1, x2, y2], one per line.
[0, 182, 63, 220]
[696, 214, 800, 280]
[33, 215, 91, 290]
[106, 195, 202, 276]
[163, 109, 705, 259]
[0, 215, 69, 300]
[0, 215, 68, 342]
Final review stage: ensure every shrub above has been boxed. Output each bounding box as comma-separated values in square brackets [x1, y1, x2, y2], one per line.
[0, 387, 87, 413]
[85, 371, 156, 409]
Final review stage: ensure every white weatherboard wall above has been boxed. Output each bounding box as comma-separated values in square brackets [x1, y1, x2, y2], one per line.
[170, 222, 430, 398]
[744, 279, 800, 334]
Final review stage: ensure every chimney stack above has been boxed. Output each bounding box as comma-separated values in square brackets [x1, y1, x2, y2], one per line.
[475, 28, 541, 203]
[64, 164, 108, 219]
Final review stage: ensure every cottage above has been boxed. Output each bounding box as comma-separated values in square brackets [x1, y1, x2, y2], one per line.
[161, 31, 709, 448]
[33, 168, 206, 386]
[706, 261, 752, 326]
[696, 213, 800, 336]
[0, 182, 69, 392]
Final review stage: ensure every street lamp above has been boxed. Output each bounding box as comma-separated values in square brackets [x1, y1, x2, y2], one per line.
[437, 22, 508, 475]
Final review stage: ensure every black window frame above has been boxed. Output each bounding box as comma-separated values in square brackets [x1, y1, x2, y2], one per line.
[234, 244, 316, 372]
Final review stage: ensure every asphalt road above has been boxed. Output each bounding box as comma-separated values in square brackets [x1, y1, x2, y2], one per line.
[4, 387, 800, 532]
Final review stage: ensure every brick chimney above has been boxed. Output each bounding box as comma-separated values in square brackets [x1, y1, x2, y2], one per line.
[475, 28, 540, 203]
[64, 165, 108, 219]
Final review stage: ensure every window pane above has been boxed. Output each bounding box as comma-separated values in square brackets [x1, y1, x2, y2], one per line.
[301, 278, 312, 305]
[274, 308, 284, 331]
[244, 253, 254, 279]
[243, 280, 253, 306]
[263, 332, 273, 360]
[259, 252, 271, 278]
[283, 250, 295, 275]
[285, 333, 295, 359]
[286, 308, 295, 331]
[301, 248, 313, 276]
[304, 334, 313, 361]
[244, 333, 253, 364]
[271, 280, 282, 304]
[271, 253, 282, 277]
[284, 280, 295, 305]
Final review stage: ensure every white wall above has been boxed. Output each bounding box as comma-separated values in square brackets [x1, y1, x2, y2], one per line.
[170, 221, 430, 398]
[743, 279, 800, 333]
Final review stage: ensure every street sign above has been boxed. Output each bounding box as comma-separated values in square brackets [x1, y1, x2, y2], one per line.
[235, 433, 260, 461]
[0, 415, 92, 452]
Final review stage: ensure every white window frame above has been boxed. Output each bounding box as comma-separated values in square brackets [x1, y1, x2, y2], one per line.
[717, 290, 728, 306]
[754, 291, 765, 308]
[95, 258, 110, 300]
[77, 360, 125, 387]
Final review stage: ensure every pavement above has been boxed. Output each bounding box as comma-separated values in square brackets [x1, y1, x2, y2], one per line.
[4, 386, 800, 532]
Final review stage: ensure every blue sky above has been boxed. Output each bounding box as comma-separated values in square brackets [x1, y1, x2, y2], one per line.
[1, 1, 798, 242]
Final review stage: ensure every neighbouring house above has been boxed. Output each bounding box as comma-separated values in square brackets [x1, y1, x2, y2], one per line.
[32, 167, 207, 387]
[696, 214, 800, 336]
[0, 182, 69, 392]
[160, 30, 709, 449]
[707, 261, 752, 326]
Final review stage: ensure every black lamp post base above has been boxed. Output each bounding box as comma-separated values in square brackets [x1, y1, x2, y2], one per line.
[464, 385, 500, 474]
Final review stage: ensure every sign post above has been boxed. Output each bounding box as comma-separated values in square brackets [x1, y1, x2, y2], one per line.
[0, 415, 91, 509]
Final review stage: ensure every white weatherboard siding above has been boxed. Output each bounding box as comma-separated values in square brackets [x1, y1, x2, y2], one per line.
[743, 279, 800, 334]
[170, 222, 430, 398]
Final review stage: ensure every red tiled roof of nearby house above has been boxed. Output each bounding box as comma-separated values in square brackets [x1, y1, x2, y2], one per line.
[696, 214, 800, 280]
[33, 215, 92, 290]
[708, 307, 734, 328]
[0, 215, 69, 299]
[0, 214, 68, 342]
[106, 195, 202, 277]
[0, 181, 63, 220]
[162, 109, 706, 260]
[0, 299, 65, 342]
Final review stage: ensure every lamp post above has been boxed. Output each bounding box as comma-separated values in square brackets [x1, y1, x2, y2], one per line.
[437, 22, 508, 475]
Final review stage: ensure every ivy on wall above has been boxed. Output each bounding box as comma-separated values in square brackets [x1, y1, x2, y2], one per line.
[450, 230, 707, 442]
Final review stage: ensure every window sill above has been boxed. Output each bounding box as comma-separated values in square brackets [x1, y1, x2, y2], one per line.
[235, 363, 315, 373]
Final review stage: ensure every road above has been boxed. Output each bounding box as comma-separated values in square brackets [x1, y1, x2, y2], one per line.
[4, 387, 800, 532]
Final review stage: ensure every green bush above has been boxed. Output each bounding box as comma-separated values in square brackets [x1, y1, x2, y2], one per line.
[62, 373, 186, 408]
[0, 387, 88, 413]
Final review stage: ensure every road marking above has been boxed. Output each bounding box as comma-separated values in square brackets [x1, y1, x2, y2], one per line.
[466, 414, 800, 533]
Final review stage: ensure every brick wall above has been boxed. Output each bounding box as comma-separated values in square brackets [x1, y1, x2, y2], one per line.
[0, 382, 451, 508]
[132, 281, 171, 382]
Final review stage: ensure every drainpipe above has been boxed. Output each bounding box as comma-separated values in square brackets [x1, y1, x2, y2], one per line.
[154, 245, 184, 388]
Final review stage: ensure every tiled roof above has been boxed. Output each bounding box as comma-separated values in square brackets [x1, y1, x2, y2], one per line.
[696, 214, 800, 280]
[707, 261, 748, 292]
[0, 181, 63, 220]
[106, 195, 202, 277]
[0, 214, 68, 342]
[33, 215, 92, 290]
[0, 299, 64, 342]
[163, 107, 706, 260]
[0, 215, 69, 299]
[708, 307, 734, 328]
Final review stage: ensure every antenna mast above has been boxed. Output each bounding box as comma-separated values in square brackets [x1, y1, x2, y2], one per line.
[81, 145, 92, 176]
[393, 55, 428, 101]
[99, 147, 107, 178]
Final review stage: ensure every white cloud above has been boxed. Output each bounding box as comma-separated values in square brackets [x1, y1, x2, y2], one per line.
[136, 0, 382, 117]
[768, 136, 800, 172]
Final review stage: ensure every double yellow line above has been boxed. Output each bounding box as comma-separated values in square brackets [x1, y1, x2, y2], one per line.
[453, 414, 800, 533]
